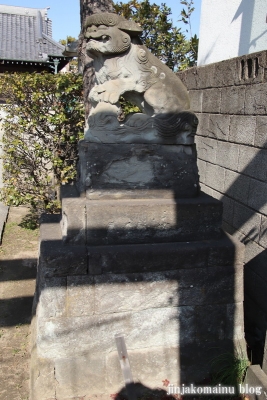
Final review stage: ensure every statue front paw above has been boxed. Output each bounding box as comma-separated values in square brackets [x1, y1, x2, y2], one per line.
[89, 84, 120, 104]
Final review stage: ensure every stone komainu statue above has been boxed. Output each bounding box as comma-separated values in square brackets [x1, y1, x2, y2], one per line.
[84, 13, 198, 144]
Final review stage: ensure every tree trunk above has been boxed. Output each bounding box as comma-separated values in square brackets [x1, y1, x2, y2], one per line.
[79, 0, 114, 123]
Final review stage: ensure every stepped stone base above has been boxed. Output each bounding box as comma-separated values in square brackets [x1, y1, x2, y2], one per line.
[30, 203, 245, 399]
[30, 140, 245, 399]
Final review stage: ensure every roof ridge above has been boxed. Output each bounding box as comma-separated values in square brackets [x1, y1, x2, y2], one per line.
[42, 33, 65, 51]
[0, 5, 49, 16]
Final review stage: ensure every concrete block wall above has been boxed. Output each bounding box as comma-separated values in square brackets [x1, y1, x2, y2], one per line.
[178, 50, 267, 368]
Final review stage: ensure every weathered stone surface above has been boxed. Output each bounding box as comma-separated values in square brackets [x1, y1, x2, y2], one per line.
[208, 114, 230, 141]
[61, 198, 86, 244]
[247, 178, 267, 215]
[202, 88, 221, 113]
[233, 202, 261, 240]
[38, 277, 67, 319]
[87, 231, 243, 275]
[37, 307, 180, 358]
[78, 141, 199, 198]
[255, 116, 267, 148]
[188, 90, 203, 113]
[37, 302, 243, 360]
[54, 356, 106, 397]
[85, 197, 222, 246]
[195, 112, 210, 137]
[197, 159, 206, 182]
[92, 267, 243, 313]
[221, 85, 246, 115]
[66, 275, 94, 317]
[224, 169, 250, 203]
[61, 192, 222, 246]
[221, 196, 235, 226]
[84, 13, 196, 143]
[238, 146, 265, 180]
[106, 346, 179, 389]
[245, 83, 267, 115]
[195, 136, 217, 163]
[216, 141, 239, 171]
[229, 115, 256, 145]
[205, 163, 225, 192]
[39, 241, 87, 278]
[259, 215, 267, 248]
[39, 214, 88, 277]
[30, 348, 55, 400]
[244, 365, 267, 400]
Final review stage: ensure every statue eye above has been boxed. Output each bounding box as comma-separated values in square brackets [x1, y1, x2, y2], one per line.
[98, 25, 107, 29]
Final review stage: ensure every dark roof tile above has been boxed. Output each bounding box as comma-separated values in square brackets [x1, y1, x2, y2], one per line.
[0, 5, 65, 62]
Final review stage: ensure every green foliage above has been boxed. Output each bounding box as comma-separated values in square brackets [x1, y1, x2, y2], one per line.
[211, 346, 250, 394]
[59, 36, 77, 46]
[0, 72, 84, 215]
[114, 0, 198, 71]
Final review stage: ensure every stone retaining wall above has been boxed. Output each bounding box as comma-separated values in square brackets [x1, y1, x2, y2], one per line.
[178, 50, 267, 368]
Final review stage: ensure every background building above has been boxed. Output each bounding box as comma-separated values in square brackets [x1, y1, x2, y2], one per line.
[198, 0, 267, 65]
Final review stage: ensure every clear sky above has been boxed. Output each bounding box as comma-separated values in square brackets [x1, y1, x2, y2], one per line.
[0, 0, 202, 42]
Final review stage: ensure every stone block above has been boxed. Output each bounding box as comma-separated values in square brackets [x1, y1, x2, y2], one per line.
[244, 365, 267, 400]
[39, 240, 87, 278]
[88, 231, 243, 275]
[30, 349, 55, 400]
[188, 90, 203, 112]
[205, 163, 225, 192]
[233, 202, 261, 240]
[248, 178, 267, 215]
[106, 346, 179, 390]
[208, 114, 230, 141]
[199, 183, 214, 197]
[197, 63, 216, 88]
[259, 215, 267, 248]
[245, 268, 267, 316]
[66, 275, 94, 317]
[179, 339, 240, 384]
[202, 88, 221, 113]
[61, 197, 86, 244]
[197, 159, 206, 183]
[244, 292, 267, 366]
[54, 356, 107, 398]
[245, 244, 267, 283]
[221, 196, 234, 226]
[238, 146, 264, 180]
[207, 232, 245, 268]
[244, 239, 265, 265]
[92, 266, 243, 314]
[216, 142, 239, 171]
[88, 241, 209, 275]
[38, 277, 67, 319]
[39, 214, 88, 277]
[221, 86, 246, 114]
[177, 67, 198, 90]
[195, 136, 217, 163]
[78, 141, 199, 199]
[229, 115, 256, 145]
[83, 195, 222, 246]
[245, 83, 267, 115]
[37, 307, 181, 359]
[255, 116, 267, 148]
[263, 336, 267, 375]
[211, 58, 240, 87]
[195, 112, 210, 137]
[224, 169, 250, 203]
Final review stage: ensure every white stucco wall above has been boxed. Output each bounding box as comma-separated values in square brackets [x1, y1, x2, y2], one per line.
[197, 0, 267, 66]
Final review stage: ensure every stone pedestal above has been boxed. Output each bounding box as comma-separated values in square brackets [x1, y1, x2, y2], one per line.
[30, 141, 245, 400]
